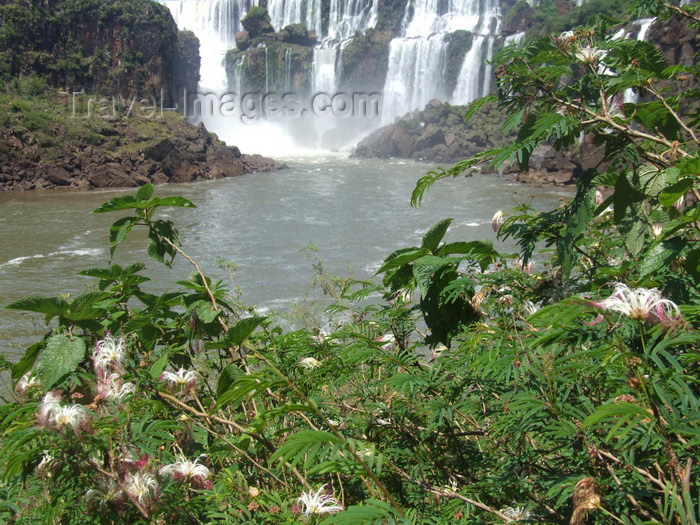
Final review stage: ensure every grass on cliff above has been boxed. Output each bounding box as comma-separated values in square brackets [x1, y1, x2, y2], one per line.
[0, 78, 195, 164]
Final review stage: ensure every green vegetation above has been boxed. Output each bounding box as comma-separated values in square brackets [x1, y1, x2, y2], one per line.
[0, 0, 181, 96]
[241, 6, 275, 39]
[527, 0, 637, 37]
[1, 0, 700, 523]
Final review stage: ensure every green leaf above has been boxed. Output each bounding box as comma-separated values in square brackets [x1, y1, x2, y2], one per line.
[148, 196, 196, 208]
[206, 316, 266, 349]
[421, 218, 453, 252]
[376, 247, 429, 275]
[35, 334, 86, 390]
[150, 352, 170, 380]
[685, 248, 700, 282]
[93, 195, 140, 213]
[135, 183, 154, 201]
[639, 238, 685, 279]
[412, 255, 460, 296]
[196, 301, 220, 324]
[558, 187, 596, 276]
[659, 178, 693, 207]
[633, 100, 681, 141]
[108, 216, 137, 256]
[217, 363, 243, 397]
[6, 296, 69, 316]
[677, 156, 700, 177]
[11, 341, 43, 380]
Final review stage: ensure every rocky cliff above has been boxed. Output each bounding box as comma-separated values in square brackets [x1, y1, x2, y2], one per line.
[0, 0, 284, 191]
[0, 0, 199, 102]
[0, 93, 285, 191]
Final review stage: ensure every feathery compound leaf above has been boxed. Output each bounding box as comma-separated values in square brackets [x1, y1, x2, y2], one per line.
[268, 430, 342, 470]
[324, 499, 401, 524]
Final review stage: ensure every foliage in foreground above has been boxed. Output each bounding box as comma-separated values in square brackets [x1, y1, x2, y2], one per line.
[2, 1, 700, 523]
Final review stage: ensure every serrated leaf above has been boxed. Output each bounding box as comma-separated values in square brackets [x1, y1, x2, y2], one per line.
[108, 216, 137, 255]
[135, 184, 154, 201]
[217, 363, 243, 397]
[421, 218, 453, 252]
[412, 255, 459, 296]
[35, 335, 86, 390]
[376, 247, 429, 275]
[659, 178, 693, 207]
[639, 238, 684, 279]
[206, 316, 266, 349]
[196, 301, 220, 323]
[93, 196, 140, 213]
[6, 296, 69, 317]
[148, 196, 196, 208]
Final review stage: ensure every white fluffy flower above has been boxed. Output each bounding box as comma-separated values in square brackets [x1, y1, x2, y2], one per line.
[376, 333, 396, 351]
[54, 404, 89, 430]
[502, 506, 534, 520]
[574, 45, 607, 64]
[296, 485, 344, 517]
[594, 283, 681, 326]
[160, 368, 199, 394]
[93, 334, 126, 375]
[37, 391, 62, 427]
[36, 451, 56, 477]
[492, 210, 504, 233]
[15, 372, 40, 396]
[299, 357, 322, 369]
[124, 472, 158, 504]
[651, 223, 663, 238]
[97, 373, 136, 401]
[159, 455, 211, 487]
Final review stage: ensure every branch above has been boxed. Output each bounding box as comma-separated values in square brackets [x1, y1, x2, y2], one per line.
[390, 464, 512, 522]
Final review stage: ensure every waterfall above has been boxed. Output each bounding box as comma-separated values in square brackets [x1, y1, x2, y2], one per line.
[312, 46, 339, 93]
[381, 0, 500, 123]
[382, 36, 447, 122]
[327, 0, 378, 41]
[267, 0, 323, 36]
[159, 0, 253, 91]
[285, 47, 292, 91]
[505, 31, 526, 48]
[266, 0, 376, 39]
[623, 18, 656, 104]
[451, 35, 485, 103]
[263, 44, 270, 93]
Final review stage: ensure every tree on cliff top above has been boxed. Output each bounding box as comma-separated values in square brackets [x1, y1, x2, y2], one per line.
[241, 6, 274, 39]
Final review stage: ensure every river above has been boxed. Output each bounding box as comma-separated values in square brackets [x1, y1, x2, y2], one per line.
[0, 155, 573, 360]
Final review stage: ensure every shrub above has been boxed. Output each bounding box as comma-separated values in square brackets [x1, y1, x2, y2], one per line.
[1, 1, 699, 523]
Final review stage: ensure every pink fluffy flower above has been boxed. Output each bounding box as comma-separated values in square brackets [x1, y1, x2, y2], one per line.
[159, 455, 211, 489]
[37, 391, 89, 434]
[93, 334, 127, 379]
[593, 283, 682, 327]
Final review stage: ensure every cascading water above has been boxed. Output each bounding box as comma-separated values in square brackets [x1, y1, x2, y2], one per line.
[312, 47, 339, 93]
[267, 0, 324, 37]
[327, 0, 378, 41]
[160, 0, 252, 92]
[622, 18, 656, 104]
[284, 47, 292, 91]
[382, 36, 449, 122]
[381, 0, 501, 123]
